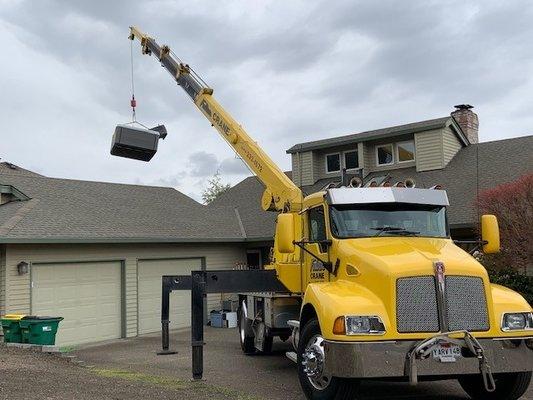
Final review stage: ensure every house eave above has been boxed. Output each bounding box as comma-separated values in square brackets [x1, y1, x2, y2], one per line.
[286, 120, 450, 154]
[0, 236, 274, 244]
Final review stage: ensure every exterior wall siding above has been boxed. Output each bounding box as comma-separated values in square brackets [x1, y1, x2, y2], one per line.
[300, 151, 314, 186]
[291, 152, 314, 186]
[415, 129, 444, 171]
[0, 245, 5, 317]
[3, 243, 246, 338]
[291, 154, 300, 186]
[442, 126, 463, 165]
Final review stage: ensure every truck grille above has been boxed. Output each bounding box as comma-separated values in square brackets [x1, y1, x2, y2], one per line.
[396, 276, 489, 333]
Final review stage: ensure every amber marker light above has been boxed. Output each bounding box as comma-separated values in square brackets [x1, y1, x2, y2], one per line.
[333, 316, 346, 335]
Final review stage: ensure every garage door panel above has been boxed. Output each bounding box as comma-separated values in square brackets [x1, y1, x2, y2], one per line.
[138, 258, 202, 335]
[32, 261, 122, 346]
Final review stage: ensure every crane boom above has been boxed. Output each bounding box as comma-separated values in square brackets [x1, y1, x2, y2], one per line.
[128, 26, 302, 212]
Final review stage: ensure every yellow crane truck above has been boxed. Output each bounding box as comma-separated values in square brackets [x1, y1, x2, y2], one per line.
[116, 27, 532, 400]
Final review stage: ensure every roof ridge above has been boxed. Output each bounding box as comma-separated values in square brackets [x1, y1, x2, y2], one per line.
[0, 172, 187, 191]
[0, 199, 40, 236]
[287, 116, 451, 153]
[475, 134, 533, 145]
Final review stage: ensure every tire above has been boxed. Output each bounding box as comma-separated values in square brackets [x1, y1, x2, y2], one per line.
[237, 299, 255, 354]
[458, 371, 532, 400]
[297, 318, 360, 400]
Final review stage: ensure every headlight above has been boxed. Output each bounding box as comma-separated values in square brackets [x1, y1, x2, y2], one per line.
[333, 316, 386, 335]
[501, 312, 533, 331]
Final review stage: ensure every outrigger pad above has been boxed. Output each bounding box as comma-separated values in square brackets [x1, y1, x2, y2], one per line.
[110, 124, 159, 161]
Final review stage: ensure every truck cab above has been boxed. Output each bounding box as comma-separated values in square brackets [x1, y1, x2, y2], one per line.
[240, 186, 533, 400]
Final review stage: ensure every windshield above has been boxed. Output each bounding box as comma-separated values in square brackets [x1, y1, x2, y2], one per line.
[329, 203, 449, 238]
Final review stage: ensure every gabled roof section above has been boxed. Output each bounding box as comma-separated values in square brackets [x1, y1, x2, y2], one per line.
[0, 184, 31, 202]
[0, 165, 245, 243]
[286, 116, 469, 154]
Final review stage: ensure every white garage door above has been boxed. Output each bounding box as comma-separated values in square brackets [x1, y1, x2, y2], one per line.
[138, 258, 202, 335]
[32, 261, 122, 346]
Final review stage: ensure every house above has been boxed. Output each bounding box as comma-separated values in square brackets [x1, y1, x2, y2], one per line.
[0, 162, 264, 346]
[211, 105, 533, 242]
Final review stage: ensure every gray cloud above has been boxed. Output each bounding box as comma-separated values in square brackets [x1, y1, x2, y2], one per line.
[187, 151, 218, 177]
[219, 157, 250, 176]
[1, 0, 532, 199]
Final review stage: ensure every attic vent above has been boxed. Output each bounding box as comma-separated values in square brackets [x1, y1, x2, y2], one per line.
[0, 184, 30, 205]
[4, 162, 18, 170]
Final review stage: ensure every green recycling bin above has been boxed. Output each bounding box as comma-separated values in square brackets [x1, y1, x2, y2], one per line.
[1, 314, 26, 343]
[19, 316, 64, 345]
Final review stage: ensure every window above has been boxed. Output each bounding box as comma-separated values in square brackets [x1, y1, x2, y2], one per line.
[397, 140, 415, 163]
[308, 207, 327, 242]
[344, 150, 359, 170]
[330, 204, 448, 239]
[326, 153, 340, 173]
[376, 144, 394, 165]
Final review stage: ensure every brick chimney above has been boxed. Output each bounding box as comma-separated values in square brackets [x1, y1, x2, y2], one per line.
[451, 104, 479, 144]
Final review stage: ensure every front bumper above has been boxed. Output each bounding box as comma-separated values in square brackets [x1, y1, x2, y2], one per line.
[323, 336, 533, 379]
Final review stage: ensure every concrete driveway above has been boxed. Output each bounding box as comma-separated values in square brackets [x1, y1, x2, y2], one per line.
[74, 327, 533, 400]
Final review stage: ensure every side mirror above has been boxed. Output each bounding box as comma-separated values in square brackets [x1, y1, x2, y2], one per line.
[276, 213, 295, 254]
[481, 214, 500, 254]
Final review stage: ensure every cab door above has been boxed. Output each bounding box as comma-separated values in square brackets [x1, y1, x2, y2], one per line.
[303, 205, 331, 286]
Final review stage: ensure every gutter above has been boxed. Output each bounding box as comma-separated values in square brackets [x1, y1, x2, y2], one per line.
[0, 236, 274, 244]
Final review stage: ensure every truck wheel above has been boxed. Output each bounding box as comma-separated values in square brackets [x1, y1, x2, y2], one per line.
[297, 318, 359, 400]
[238, 299, 255, 354]
[458, 371, 532, 400]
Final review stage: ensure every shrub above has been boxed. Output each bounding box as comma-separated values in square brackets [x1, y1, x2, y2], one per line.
[476, 174, 533, 274]
[486, 267, 533, 306]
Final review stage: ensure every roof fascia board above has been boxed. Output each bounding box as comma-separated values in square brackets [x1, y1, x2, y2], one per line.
[286, 120, 449, 154]
[0, 236, 273, 244]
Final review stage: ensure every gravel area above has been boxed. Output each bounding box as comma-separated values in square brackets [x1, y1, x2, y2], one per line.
[0, 344, 259, 400]
[2, 329, 532, 400]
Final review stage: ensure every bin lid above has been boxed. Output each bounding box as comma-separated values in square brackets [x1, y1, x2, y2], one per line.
[21, 316, 63, 321]
[1, 314, 26, 320]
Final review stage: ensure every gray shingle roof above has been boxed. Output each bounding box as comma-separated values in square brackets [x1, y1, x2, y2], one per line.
[0, 164, 244, 243]
[2, 135, 531, 243]
[286, 117, 467, 154]
[208, 173, 294, 240]
[0, 162, 43, 177]
[221, 135, 533, 237]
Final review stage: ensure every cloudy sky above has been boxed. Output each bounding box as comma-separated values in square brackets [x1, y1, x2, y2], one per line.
[1, 1, 532, 201]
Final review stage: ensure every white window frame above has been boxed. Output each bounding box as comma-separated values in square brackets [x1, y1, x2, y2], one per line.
[325, 152, 341, 174]
[343, 149, 359, 171]
[396, 140, 416, 164]
[375, 143, 394, 166]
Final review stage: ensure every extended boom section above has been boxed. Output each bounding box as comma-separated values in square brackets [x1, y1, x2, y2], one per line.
[129, 26, 302, 212]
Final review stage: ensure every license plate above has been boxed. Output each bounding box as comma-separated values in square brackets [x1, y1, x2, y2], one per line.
[432, 343, 462, 363]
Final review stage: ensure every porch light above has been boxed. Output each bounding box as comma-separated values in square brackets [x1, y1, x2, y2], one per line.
[17, 261, 29, 275]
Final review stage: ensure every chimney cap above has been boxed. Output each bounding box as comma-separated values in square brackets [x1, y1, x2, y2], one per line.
[454, 104, 474, 110]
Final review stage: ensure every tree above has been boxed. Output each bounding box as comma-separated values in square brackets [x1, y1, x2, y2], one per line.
[476, 173, 533, 274]
[201, 171, 231, 204]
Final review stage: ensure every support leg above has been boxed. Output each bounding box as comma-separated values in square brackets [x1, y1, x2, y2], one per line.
[191, 271, 205, 380]
[157, 277, 178, 355]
